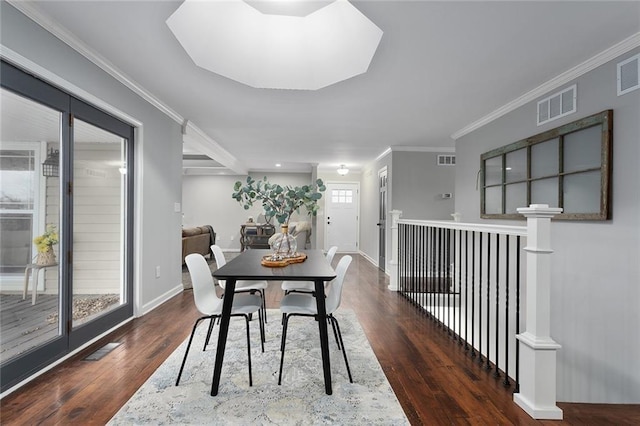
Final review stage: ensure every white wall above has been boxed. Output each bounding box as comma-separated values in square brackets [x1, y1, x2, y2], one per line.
[2, 2, 184, 312]
[181, 172, 314, 251]
[454, 48, 640, 403]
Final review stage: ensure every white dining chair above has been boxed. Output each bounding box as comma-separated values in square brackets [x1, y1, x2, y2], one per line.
[278, 255, 353, 385]
[211, 244, 269, 324]
[281, 246, 338, 294]
[176, 253, 264, 387]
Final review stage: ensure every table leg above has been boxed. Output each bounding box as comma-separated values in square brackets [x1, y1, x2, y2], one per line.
[211, 278, 236, 396]
[315, 278, 332, 395]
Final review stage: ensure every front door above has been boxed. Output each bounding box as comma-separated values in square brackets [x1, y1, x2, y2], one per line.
[324, 183, 359, 252]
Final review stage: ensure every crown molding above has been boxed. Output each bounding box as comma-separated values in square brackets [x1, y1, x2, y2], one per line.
[1, 45, 143, 128]
[451, 31, 640, 140]
[7, 1, 185, 125]
[7, 0, 247, 173]
[392, 145, 455, 153]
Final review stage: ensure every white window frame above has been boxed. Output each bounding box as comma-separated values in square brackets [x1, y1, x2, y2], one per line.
[0, 141, 45, 288]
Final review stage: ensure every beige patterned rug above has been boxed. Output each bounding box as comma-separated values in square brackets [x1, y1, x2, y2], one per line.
[108, 309, 409, 425]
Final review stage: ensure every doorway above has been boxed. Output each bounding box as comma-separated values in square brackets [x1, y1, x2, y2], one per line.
[0, 61, 135, 392]
[324, 182, 359, 252]
[378, 167, 387, 271]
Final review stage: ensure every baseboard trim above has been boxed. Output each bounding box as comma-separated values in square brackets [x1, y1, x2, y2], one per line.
[358, 250, 390, 277]
[141, 284, 183, 316]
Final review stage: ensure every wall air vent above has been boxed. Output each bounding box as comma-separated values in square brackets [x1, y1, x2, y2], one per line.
[437, 154, 456, 166]
[617, 53, 639, 96]
[537, 84, 576, 126]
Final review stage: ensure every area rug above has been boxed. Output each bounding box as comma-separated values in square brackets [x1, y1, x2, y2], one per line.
[108, 309, 409, 425]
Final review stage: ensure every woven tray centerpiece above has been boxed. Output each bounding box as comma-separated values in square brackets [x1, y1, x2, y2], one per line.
[261, 252, 307, 267]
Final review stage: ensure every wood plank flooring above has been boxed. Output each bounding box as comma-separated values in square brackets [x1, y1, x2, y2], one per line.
[0, 294, 58, 363]
[1, 254, 639, 425]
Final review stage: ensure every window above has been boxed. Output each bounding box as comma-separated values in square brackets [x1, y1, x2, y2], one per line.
[480, 110, 612, 220]
[331, 189, 353, 204]
[0, 146, 40, 273]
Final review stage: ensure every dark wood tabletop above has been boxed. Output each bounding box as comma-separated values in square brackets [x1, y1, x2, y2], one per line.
[210, 248, 337, 396]
[213, 249, 336, 282]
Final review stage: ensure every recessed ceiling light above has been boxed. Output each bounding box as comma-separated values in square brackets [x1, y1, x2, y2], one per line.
[275, 163, 282, 167]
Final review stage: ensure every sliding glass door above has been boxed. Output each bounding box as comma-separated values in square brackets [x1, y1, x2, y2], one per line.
[0, 61, 134, 392]
[0, 90, 63, 366]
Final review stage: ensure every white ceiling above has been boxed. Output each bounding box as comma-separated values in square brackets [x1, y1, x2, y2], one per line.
[14, 1, 640, 174]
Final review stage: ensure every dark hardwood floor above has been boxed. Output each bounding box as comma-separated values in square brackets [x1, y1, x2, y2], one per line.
[1, 254, 638, 425]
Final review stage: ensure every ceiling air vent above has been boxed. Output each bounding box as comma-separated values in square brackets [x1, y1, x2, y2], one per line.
[537, 84, 576, 126]
[617, 53, 639, 96]
[437, 154, 456, 166]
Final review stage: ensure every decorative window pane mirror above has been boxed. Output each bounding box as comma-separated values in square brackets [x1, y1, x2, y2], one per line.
[480, 109, 612, 220]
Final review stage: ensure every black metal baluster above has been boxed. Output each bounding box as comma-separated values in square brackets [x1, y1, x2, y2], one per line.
[437, 227, 442, 327]
[407, 225, 418, 305]
[478, 232, 484, 365]
[423, 226, 428, 315]
[458, 229, 463, 345]
[416, 226, 427, 310]
[415, 225, 420, 310]
[464, 230, 469, 350]
[418, 225, 422, 309]
[430, 226, 435, 320]
[408, 224, 413, 299]
[494, 234, 501, 378]
[447, 228, 452, 336]
[514, 235, 521, 393]
[471, 231, 476, 358]
[504, 236, 511, 387]
[420, 226, 431, 315]
[485, 233, 492, 371]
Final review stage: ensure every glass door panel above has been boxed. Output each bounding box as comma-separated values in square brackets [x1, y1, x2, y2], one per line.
[71, 119, 126, 328]
[0, 88, 62, 364]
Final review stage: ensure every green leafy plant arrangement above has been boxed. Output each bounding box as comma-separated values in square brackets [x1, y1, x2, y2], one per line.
[232, 176, 326, 226]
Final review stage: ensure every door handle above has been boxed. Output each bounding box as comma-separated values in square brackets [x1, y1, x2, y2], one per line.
[376, 223, 382, 226]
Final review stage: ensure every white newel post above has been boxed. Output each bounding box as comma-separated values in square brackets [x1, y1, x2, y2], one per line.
[514, 204, 563, 420]
[388, 210, 402, 291]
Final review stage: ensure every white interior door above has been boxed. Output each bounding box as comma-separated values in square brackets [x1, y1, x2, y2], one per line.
[324, 183, 359, 252]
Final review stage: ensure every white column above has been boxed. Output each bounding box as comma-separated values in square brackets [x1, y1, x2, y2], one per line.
[514, 204, 563, 420]
[388, 210, 402, 291]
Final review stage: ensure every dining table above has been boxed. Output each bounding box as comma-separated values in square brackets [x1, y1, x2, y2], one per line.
[211, 249, 337, 396]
